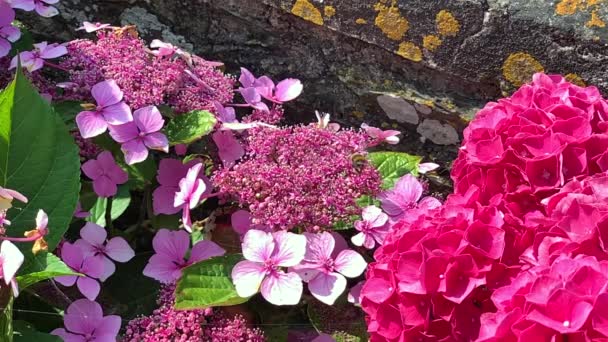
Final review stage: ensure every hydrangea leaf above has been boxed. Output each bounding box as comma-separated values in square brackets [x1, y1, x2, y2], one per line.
[86, 185, 131, 227]
[164, 110, 217, 146]
[16, 252, 80, 290]
[368, 151, 421, 189]
[0, 69, 80, 253]
[175, 254, 248, 310]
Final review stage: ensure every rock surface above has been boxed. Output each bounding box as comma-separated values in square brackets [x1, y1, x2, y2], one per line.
[20, 0, 608, 165]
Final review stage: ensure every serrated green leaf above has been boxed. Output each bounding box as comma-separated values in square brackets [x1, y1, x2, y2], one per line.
[0, 68, 80, 254]
[13, 321, 60, 342]
[164, 110, 216, 145]
[368, 151, 421, 189]
[16, 253, 80, 290]
[175, 254, 248, 310]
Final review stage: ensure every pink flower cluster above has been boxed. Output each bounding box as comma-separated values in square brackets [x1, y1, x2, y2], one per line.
[360, 74, 608, 341]
[213, 124, 381, 230]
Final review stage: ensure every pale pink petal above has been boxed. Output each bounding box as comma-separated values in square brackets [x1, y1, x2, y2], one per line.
[303, 232, 334, 264]
[39, 44, 66, 59]
[152, 186, 180, 215]
[92, 80, 123, 107]
[34, 3, 58, 17]
[64, 299, 102, 334]
[134, 106, 164, 133]
[96, 315, 121, 338]
[81, 158, 102, 180]
[260, 271, 303, 305]
[35, 209, 48, 230]
[93, 176, 117, 198]
[0, 241, 23, 285]
[9, 0, 35, 11]
[101, 102, 132, 125]
[142, 254, 182, 284]
[239, 67, 256, 88]
[189, 240, 226, 263]
[105, 237, 134, 262]
[274, 79, 303, 102]
[76, 277, 100, 300]
[242, 229, 275, 263]
[418, 162, 440, 174]
[231, 260, 265, 298]
[308, 272, 347, 305]
[350, 232, 366, 247]
[79, 222, 106, 246]
[272, 231, 307, 267]
[334, 250, 367, 278]
[51, 329, 85, 342]
[76, 111, 107, 139]
[394, 174, 424, 203]
[143, 132, 169, 152]
[121, 139, 148, 165]
[152, 229, 189, 260]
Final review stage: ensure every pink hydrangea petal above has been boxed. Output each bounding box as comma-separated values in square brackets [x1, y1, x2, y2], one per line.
[239, 67, 256, 88]
[394, 174, 424, 203]
[334, 249, 367, 278]
[308, 272, 347, 305]
[76, 111, 107, 139]
[350, 232, 366, 248]
[212, 130, 244, 167]
[9, 0, 35, 11]
[152, 186, 181, 215]
[231, 210, 252, 235]
[34, 2, 58, 17]
[79, 222, 106, 246]
[0, 39, 10, 58]
[156, 158, 189, 186]
[0, 3, 14, 26]
[302, 232, 334, 264]
[274, 78, 303, 102]
[102, 102, 132, 126]
[231, 260, 265, 298]
[64, 299, 103, 334]
[240, 87, 261, 105]
[260, 271, 303, 306]
[81, 253, 105, 279]
[189, 240, 226, 263]
[108, 123, 138, 145]
[152, 229, 189, 260]
[242, 229, 275, 263]
[142, 254, 182, 284]
[97, 255, 116, 282]
[96, 315, 121, 338]
[121, 139, 149, 165]
[143, 132, 169, 153]
[93, 176, 118, 198]
[60, 242, 85, 270]
[134, 106, 164, 134]
[592, 293, 608, 336]
[272, 231, 306, 267]
[0, 241, 23, 285]
[40, 44, 66, 59]
[51, 329, 84, 342]
[76, 277, 100, 301]
[105, 237, 134, 262]
[74, 239, 97, 258]
[81, 158, 102, 180]
[55, 275, 78, 287]
[92, 80, 123, 107]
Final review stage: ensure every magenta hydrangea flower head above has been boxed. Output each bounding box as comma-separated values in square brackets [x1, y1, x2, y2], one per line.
[75, 80, 133, 139]
[152, 158, 211, 216]
[361, 123, 400, 145]
[10, 0, 59, 17]
[379, 174, 442, 220]
[352, 205, 389, 249]
[9, 41, 67, 72]
[74, 222, 134, 281]
[55, 242, 104, 300]
[76, 21, 111, 33]
[231, 229, 306, 306]
[0, 241, 23, 297]
[0, 4, 20, 58]
[293, 232, 366, 305]
[108, 105, 169, 165]
[81, 151, 128, 197]
[143, 229, 225, 283]
[212, 130, 245, 168]
[174, 163, 206, 231]
[51, 299, 121, 341]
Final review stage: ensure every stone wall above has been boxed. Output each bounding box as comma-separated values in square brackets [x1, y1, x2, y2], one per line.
[22, 0, 608, 165]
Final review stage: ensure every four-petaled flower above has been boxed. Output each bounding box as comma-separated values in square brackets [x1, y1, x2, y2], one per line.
[293, 232, 367, 305]
[74, 223, 135, 281]
[174, 163, 206, 231]
[0, 241, 23, 297]
[81, 151, 128, 197]
[108, 105, 169, 165]
[142, 229, 225, 283]
[379, 174, 442, 220]
[352, 205, 389, 249]
[51, 299, 121, 342]
[75, 80, 133, 139]
[10, 41, 67, 72]
[10, 0, 59, 17]
[232, 229, 306, 306]
[361, 123, 400, 145]
[55, 242, 105, 301]
[0, 3, 20, 58]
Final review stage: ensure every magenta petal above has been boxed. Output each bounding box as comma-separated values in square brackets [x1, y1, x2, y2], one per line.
[96, 151, 128, 184]
[143, 132, 169, 152]
[134, 105, 164, 134]
[212, 130, 244, 167]
[142, 254, 182, 284]
[239, 67, 256, 87]
[76, 111, 108, 139]
[152, 186, 181, 215]
[108, 122, 138, 143]
[39, 44, 66, 59]
[240, 87, 261, 105]
[121, 139, 149, 165]
[189, 240, 226, 263]
[76, 277, 100, 301]
[93, 176, 118, 198]
[96, 315, 121, 338]
[34, 3, 58, 17]
[55, 275, 78, 287]
[92, 80, 123, 107]
[157, 158, 189, 186]
[64, 299, 102, 334]
[8, 0, 34, 11]
[308, 272, 347, 305]
[102, 102, 132, 125]
[274, 78, 303, 102]
[97, 255, 116, 282]
[80, 222, 106, 246]
[0, 39, 10, 58]
[260, 271, 303, 306]
[81, 158, 102, 180]
[152, 229, 189, 260]
[0, 4, 14, 26]
[105, 237, 134, 263]
[231, 210, 252, 235]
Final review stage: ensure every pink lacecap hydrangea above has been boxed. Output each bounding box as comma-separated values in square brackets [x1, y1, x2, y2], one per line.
[81, 150, 128, 197]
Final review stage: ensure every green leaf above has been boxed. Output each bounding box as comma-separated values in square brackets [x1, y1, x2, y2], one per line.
[164, 110, 216, 145]
[368, 151, 421, 189]
[355, 195, 380, 208]
[17, 253, 80, 290]
[86, 186, 131, 227]
[9, 22, 33, 58]
[87, 197, 106, 226]
[52, 101, 82, 129]
[307, 295, 368, 341]
[0, 69, 80, 253]
[175, 254, 248, 310]
[13, 321, 60, 342]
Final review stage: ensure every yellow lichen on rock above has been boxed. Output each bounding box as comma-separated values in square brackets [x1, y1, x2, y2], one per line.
[423, 35, 442, 52]
[555, 0, 582, 15]
[324, 6, 336, 18]
[356, 18, 367, 24]
[502, 52, 544, 87]
[374, 1, 409, 41]
[396, 41, 422, 62]
[291, 0, 324, 26]
[565, 73, 586, 86]
[586, 10, 606, 27]
[436, 10, 460, 37]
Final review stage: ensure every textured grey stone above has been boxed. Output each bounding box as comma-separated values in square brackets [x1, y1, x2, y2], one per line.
[376, 94, 419, 125]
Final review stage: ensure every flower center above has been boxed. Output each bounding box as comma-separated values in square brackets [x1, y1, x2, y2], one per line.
[263, 259, 279, 275]
[323, 258, 335, 272]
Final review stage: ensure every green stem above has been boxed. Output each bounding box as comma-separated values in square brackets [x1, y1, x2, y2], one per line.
[0, 285, 13, 342]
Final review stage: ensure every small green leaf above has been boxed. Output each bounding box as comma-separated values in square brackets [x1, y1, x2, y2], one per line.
[355, 195, 381, 208]
[86, 186, 132, 227]
[17, 253, 80, 290]
[175, 254, 247, 310]
[164, 110, 216, 145]
[87, 197, 106, 226]
[13, 321, 61, 342]
[368, 151, 421, 189]
[52, 101, 82, 129]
